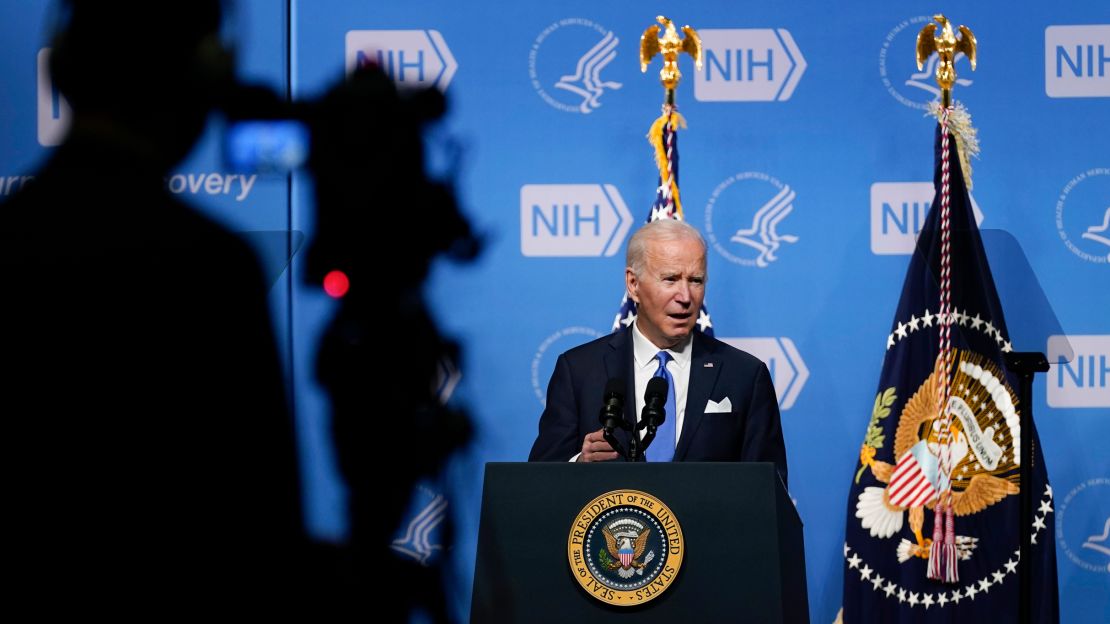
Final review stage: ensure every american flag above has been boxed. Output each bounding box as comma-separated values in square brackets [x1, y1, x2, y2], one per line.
[611, 105, 713, 336]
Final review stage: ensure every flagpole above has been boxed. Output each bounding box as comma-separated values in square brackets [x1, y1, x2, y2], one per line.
[640, 15, 703, 224]
[919, 16, 1048, 621]
[917, 14, 979, 587]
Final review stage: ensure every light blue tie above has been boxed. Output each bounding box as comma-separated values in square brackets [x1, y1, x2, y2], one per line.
[650, 351, 678, 462]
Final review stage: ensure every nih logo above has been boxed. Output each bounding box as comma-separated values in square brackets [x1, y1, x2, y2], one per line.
[721, 338, 808, 410]
[1048, 335, 1110, 408]
[36, 48, 71, 146]
[870, 182, 983, 255]
[520, 185, 632, 257]
[694, 29, 806, 102]
[1045, 25, 1110, 98]
[345, 30, 457, 91]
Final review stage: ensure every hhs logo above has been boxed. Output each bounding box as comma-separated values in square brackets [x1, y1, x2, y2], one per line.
[529, 19, 623, 114]
[705, 172, 799, 267]
[870, 182, 983, 255]
[391, 485, 448, 565]
[37, 48, 72, 146]
[531, 326, 605, 405]
[1045, 25, 1110, 98]
[345, 31, 457, 91]
[1048, 335, 1110, 408]
[694, 29, 806, 102]
[1057, 478, 1110, 574]
[1056, 169, 1110, 264]
[721, 338, 808, 410]
[520, 184, 632, 257]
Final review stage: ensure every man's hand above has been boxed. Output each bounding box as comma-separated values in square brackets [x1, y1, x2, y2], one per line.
[576, 428, 619, 462]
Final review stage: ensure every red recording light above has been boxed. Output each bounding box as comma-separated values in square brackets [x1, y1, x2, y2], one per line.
[323, 270, 350, 298]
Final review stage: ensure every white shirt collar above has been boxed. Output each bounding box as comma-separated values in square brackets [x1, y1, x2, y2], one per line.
[632, 320, 692, 371]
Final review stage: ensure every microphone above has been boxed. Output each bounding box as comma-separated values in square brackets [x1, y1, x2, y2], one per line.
[638, 376, 668, 455]
[598, 378, 625, 432]
[642, 376, 668, 427]
[599, 378, 628, 459]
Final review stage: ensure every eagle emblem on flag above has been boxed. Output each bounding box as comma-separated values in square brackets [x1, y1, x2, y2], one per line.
[856, 350, 1021, 564]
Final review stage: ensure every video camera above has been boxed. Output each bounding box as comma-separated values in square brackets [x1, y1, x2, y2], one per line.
[220, 64, 478, 288]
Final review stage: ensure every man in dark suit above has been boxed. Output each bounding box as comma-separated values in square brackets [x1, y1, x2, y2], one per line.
[528, 219, 787, 486]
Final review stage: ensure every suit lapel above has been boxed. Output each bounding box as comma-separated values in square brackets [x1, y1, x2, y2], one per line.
[674, 331, 722, 461]
[603, 327, 636, 454]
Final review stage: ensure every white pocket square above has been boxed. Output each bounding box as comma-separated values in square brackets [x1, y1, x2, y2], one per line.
[705, 397, 732, 413]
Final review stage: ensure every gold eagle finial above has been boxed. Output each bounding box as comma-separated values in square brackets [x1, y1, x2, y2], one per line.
[640, 16, 702, 104]
[916, 14, 977, 108]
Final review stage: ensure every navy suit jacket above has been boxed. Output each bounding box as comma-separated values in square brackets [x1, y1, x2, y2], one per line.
[527, 327, 788, 487]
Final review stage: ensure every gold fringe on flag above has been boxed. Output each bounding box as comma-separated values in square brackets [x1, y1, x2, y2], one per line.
[647, 107, 688, 218]
[929, 101, 980, 191]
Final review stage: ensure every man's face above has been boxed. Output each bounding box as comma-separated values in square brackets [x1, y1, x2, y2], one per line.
[626, 236, 706, 349]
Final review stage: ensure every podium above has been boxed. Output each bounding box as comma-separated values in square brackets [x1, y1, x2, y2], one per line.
[471, 462, 808, 623]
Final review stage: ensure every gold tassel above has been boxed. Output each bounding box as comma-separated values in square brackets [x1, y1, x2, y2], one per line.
[929, 101, 979, 191]
[646, 109, 688, 218]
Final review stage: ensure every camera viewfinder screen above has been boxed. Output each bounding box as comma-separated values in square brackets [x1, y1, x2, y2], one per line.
[226, 120, 309, 174]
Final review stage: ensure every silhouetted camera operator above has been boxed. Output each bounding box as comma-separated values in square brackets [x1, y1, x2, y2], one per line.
[301, 65, 480, 619]
[1, 0, 303, 613]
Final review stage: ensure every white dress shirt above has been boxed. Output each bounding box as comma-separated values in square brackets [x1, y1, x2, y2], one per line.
[567, 323, 693, 461]
[631, 320, 692, 449]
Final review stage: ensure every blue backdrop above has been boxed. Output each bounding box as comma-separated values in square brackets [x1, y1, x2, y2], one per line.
[2, 1, 1106, 621]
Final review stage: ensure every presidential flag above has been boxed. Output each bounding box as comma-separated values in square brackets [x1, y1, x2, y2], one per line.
[841, 105, 1059, 621]
[612, 105, 713, 336]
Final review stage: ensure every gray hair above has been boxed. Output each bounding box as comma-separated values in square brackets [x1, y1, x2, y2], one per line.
[626, 219, 707, 277]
